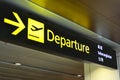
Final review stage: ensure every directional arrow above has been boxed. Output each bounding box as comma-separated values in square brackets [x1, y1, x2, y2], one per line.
[4, 12, 25, 35]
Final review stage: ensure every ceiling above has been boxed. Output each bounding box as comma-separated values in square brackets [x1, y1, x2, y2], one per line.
[0, 41, 84, 80]
[30, 0, 120, 45]
[79, 0, 120, 44]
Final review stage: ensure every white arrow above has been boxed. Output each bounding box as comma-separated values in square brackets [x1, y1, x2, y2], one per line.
[4, 12, 25, 35]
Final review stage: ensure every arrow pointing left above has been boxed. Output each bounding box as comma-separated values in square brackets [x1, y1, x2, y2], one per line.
[4, 12, 25, 35]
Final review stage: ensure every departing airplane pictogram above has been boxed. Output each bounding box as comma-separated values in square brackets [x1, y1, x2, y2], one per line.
[31, 25, 43, 31]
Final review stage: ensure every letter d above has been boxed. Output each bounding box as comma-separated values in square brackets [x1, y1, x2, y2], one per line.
[47, 29, 54, 42]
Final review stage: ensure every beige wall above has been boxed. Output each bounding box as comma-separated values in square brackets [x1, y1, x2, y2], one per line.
[84, 62, 119, 80]
[117, 52, 120, 79]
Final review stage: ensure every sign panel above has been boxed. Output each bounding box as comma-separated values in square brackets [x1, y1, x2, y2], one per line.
[0, 1, 117, 69]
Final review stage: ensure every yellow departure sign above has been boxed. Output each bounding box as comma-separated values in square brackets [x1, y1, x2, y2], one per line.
[1, 3, 116, 68]
[4, 12, 45, 43]
[3, 11, 90, 54]
[47, 29, 90, 54]
[4, 12, 25, 35]
[28, 18, 44, 43]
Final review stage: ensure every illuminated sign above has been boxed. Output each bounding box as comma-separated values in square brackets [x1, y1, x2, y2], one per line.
[0, 2, 117, 69]
[97, 45, 113, 62]
[4, 12, 45, 43]
[28, 18, 44, 43]
[47, 29, 90, 54]
[4, 12, 25, 35]
[3, 11, 90, 55]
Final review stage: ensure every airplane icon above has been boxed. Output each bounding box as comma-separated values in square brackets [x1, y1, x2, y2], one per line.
[31, 25, 43, 31]
[28, 18, 44, 43]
